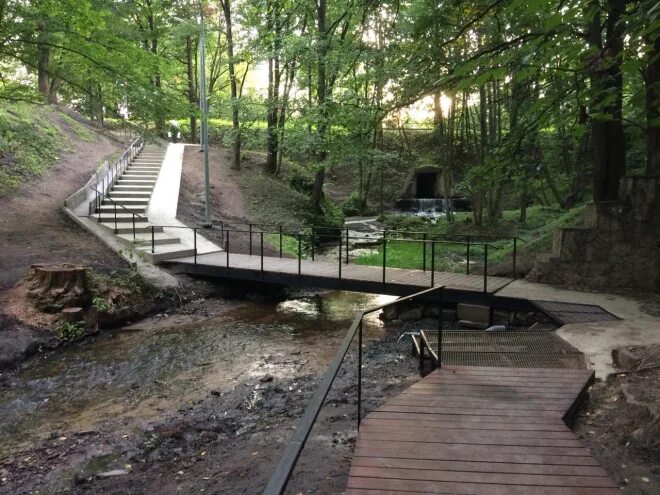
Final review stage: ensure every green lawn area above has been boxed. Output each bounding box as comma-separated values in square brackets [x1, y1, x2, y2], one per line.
[354, 204, 587, 272]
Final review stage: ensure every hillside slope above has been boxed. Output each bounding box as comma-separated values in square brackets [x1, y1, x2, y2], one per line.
[0, 104, 127, 288]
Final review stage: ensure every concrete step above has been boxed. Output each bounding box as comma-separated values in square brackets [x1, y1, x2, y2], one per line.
[117, 179, 156, 185]
[131, 161, 162, 165]
[140, 245, 197, 264]
[121, 174, 158, 180]
[97, 204, 146, 214]
[122, 171, 159, 177]
[118, 233, 181, 247]
[92, 213, 150, 224]
[106, 223, 164, 234]
[103, 197, 149, 206]
[128, 165, 161, 170]
[109, 190, 152, 198]
[113, 185, 154, 192]
[136, 156, 164, 160]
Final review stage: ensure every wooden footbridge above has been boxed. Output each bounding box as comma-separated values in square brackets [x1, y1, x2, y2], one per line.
[346, 365, 618, 495]
[261, 286, 619, 495]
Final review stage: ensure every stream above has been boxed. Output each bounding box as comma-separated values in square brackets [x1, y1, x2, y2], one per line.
[0, 290, 395, 457]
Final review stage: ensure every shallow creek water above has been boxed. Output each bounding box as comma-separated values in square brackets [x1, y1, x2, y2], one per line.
[0, 291, 394, 455]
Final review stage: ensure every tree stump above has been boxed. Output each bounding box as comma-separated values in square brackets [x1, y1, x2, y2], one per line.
[25, 264, 89, 312]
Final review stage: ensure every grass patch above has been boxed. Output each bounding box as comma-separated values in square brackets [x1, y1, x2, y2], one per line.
[59, 112, 95, 142]
[0, 103, 69, 197]
[356, 205, 587, 272]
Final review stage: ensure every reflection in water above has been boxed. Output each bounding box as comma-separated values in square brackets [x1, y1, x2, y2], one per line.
[0, 291, 395, 453]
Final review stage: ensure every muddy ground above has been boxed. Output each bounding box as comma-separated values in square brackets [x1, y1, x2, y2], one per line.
[176, 146, 281, 257]
[0, 293, 419, 495]
[575, 368, 660, 495]
[0, 114, 127, 290]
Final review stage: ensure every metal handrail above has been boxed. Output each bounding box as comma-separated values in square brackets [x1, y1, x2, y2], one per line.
[215, 220, 520, 279]
[262, 285, 445, 495]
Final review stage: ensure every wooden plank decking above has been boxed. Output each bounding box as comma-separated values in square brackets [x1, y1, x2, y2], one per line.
[164, 252, 513, 296]
[346, 365, 618, 494]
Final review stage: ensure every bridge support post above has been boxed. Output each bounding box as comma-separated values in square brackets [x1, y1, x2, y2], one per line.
[483, 244, 488, 293]
[423, 233, 427, 271]
[339, 233, 342, 280]
[431, 241, 435, 287]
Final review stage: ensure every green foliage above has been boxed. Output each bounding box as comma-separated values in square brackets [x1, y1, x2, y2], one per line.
[341, 192, 361, 217]
[91, 296, 109, 312]
[55, 320, 87, 341]
[0, 104, 68, 197]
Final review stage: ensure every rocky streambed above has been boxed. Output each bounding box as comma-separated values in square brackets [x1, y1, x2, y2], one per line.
[0, 289, 420, 494]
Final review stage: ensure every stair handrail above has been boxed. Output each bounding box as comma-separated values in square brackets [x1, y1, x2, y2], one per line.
[63, 135, 144, 211]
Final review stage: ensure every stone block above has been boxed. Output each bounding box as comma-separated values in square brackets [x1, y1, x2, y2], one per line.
[457, 304, 490, 324]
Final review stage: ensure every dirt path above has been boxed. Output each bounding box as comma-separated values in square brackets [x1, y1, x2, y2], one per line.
[0, 115, 126, 290]
[177, 146, 280, 256]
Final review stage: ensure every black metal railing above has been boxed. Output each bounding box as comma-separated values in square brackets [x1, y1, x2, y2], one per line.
[262, 285, 445, 495]
[206, 225, 496, 292]
[214, 220, 521, 280]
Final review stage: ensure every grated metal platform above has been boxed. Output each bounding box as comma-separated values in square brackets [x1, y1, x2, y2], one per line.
[534, 300, 620, 324]
[419, 330, 587, 369]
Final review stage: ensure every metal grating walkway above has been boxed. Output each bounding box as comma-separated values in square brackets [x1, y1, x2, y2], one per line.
[420, 330, 587, 369]
[534, 300, 620, 324]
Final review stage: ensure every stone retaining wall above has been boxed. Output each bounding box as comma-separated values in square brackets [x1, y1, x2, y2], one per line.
[529, 176, 660, 291]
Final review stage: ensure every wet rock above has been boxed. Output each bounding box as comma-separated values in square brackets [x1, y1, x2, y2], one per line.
[97, 469, 129, 477]
[259, 374, 274, 383]
[398, 307, 423, 321]
[0, 315, 56, 370]
[612, 346, 644, 370]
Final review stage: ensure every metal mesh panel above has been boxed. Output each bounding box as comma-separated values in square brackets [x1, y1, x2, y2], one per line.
[534, 300, 620, 324]
[421, 330, 586, 369]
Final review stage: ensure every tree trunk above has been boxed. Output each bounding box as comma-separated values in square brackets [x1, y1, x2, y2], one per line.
[222, 0, 241, 169]
[310, 0, 328, 212]
[646, 18, 660, 175]
[588, 0, 626, 202]
[37, 21, 50, 101]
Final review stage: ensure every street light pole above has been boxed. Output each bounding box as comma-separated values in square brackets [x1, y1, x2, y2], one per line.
[198, 5, 212, 227]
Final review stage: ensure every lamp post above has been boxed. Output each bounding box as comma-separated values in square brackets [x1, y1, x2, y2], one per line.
[198, 4, 212, 227]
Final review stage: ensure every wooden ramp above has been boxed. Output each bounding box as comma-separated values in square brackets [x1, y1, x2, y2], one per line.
[164, 252, 513, 296]
[347, 365, 618, 495]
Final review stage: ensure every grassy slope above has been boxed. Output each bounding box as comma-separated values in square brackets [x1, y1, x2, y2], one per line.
[355, 204, 586, 272]
[0, 104, 70, 197]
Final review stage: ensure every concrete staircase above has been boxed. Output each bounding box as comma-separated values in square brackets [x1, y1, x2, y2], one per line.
[90, 145, 195, 263]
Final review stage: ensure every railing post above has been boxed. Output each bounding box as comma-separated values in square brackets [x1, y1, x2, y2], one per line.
[357, 320, 363, 429]
[438, 289, 443, 369]
[298, 234, 302, 276]
[338, 232, 342, 280]
[513, 237, 518, 279]
[132, 213, 136, 242]
[113, 202, 118, 234]
[466, 235, 471, 275]
[194, 228, 197, 265]
[226, 230, 230, 268]
[249, 223, 253, 255]
[260, 231, 264, 275]
[431, 241, 435, 287]
[422, 233, 427, 272]
[220, 221, 224, 244]
[382, 237, 387, 284]
[483, 244, 488, 293]
[279, 225, 283, 259]
[151, 225, 155, 254]
[311, 227, 315, 261]
[345, 227, 349, 264]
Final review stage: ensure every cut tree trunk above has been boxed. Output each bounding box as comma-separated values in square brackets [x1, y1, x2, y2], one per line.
[25, 264, 89, 312]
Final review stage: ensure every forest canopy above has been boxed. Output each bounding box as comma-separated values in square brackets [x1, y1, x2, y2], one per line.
[0, 0, 658, 218]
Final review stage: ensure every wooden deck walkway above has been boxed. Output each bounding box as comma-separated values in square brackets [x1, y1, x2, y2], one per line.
[347, 365, 618, 495]
[164, 252, 513, 296]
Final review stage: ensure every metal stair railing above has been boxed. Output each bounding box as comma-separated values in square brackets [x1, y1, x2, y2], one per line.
[261, 285, 445, 495]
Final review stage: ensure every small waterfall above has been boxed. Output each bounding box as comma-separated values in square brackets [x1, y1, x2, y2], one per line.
[416, 198, 444, 213]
